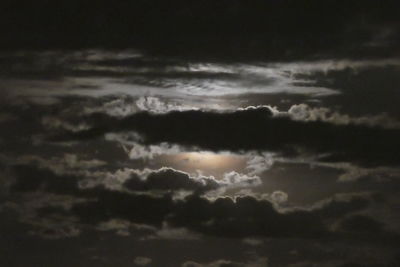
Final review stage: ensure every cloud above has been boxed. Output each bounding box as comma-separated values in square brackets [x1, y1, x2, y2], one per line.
[41, 116, 91, 132]
[54, 107, 400, 166]
[84, 96, 139, 117]
[122, 167, 220, 194]
[242, 238, 264, 246]
[295, 65, 400, 118]
[270, 191, 289, 204]
[1, 192, 84, 240]
[167, 194, 369, 239]
[244, 152, 274, 176]
[136, 96, 197, 113]
[103, 136, 275, 176]
[124, 142, 182, 160]
[28, 225, 81, 240]
[16, 154, 106, 175]
[145, 222, 201, 240]
[287, 103, 400, 129]
[0, 53, 340, 108]
[287, 261, 342, 267]
[220, 171, 261, 188]
[97, 219, 157, 235]
[304, 161, 400, 182]
[10, 156, 262, 201]
[82, 96, 196, 117]
[78, 167, 259, 194]
[182, 257, 269, 267]
[182, 259, 241, 267]
[134, 257, 152, 266]
[7, 162, 387, 241]
[11, 164, 80, 195]
[338, 215, 383, 234]
[0, 113, 17, 123]
[4, 51, 399, 112]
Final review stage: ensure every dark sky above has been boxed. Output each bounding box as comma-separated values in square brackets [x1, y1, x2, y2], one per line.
[0, 1, 400, 267]
[1, 0, 400, 59]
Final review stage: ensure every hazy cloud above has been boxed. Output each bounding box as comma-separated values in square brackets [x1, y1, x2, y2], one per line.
[134, 257, 153, 266]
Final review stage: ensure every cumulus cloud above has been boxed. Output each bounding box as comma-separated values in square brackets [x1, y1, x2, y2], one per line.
[220, 171, 261, 188]
[136, 96, 197, 113]
[82, 96, 195, 117]
[80, 167, 259, 194]
[244, 152, 275, 176]
[242, 103, 400, 129]
[287, 103, 400, 129]
[270, 191, 289, 204]
[10, 159, 260, 198]
[125, 142, 182, 160]
[122, 167, 220, 194]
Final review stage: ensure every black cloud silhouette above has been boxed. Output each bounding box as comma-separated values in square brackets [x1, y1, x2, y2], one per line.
[124, 168, 220, 194]
[11, 163, 372, 239]
[54, 107, 400, 166]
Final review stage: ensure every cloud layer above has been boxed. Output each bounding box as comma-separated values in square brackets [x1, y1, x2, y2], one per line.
[54, 107, 400, 166]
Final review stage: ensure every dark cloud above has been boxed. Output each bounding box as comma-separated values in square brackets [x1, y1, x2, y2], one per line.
[182, 257, 268, 267]
[338, 215, 383, 234]
[295, 65, 400, 118]
[11, 164, 80, 195]
[8, 163, 374, 240]
[70, 191, 360, 239]
[11, 164, 221, 196]
[169, 194, 371, 239]
[54, 107, 400, 166]
[5, 163, 400, 266]
[68, 189, 386, 243]
[123, 168, 220, 194]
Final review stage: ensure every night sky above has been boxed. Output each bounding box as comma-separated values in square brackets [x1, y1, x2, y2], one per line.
[1, 1, 400, 267]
